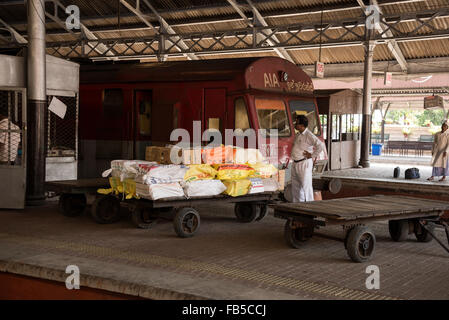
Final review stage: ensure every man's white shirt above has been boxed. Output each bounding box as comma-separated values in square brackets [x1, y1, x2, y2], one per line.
[291, 128, 324, 161]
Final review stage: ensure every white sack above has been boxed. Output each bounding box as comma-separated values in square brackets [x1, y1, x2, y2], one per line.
[136, 182, 185, 200]
[182, 180, 226, 197]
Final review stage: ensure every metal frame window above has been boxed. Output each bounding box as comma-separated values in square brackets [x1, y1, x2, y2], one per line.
[332, 114, 362, 142]
[255, 97, 291, 137]
[0, 89, 26, 167]
[46, 95, 78, 159]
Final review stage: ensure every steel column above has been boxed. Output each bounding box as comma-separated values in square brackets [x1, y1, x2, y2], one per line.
[360, 38, 375, 168]
[26, 0, 47, 205]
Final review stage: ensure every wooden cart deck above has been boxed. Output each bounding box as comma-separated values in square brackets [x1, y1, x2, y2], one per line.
[273, 195, 449, 262]
[274, 195, 449, 224]
[131, 191, 278, 208]
[46, 178, 109, 193]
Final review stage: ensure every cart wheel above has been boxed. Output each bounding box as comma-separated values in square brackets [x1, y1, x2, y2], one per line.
[58, 193, 86, 217]
[91, 195, 121, 224]
[131, 207, 158, 229]
[255, 204, 268, 221]
[388, 219, 409, 242]
[346, 226, 376, 263]
[284, 220, 314, 249]
[173, 207, 200, 238]
[414, 221, 434, 243]
[235, 203, 259, 223]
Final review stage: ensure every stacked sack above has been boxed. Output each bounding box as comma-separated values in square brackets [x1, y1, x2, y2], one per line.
[100, 160, 159, 199]
[101, 160, 187, 200]
[181, 164, 226, 198]
[134, 163, 187, 200]
[213, 159, 280, 197]
[99, 145, 281, 201]
[199, 146, 280, 197]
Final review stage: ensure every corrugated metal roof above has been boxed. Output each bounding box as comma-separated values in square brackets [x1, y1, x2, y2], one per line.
[0, 0, 447, 66]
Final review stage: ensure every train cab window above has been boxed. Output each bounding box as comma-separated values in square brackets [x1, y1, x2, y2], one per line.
[234, 97, 250, 133]
[103, 89, 123, 118]
[255, 98, 291, 137]
[289, 100, 321, 136]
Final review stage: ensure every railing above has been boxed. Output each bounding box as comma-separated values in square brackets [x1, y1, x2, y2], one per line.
[384, 140, 433, 157]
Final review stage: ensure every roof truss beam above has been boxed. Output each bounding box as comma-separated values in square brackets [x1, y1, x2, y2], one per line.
[0, 17, 27, 44]
[6, 8, 448, 62]
[226, 0, 295, 63]
[45, 0, 114, 57]
[119, 0, 198, 61]
[357, 0, 408, 72]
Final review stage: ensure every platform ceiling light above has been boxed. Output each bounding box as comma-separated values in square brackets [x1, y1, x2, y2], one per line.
[280, 71, 288, 82]
[412, 75, 433, 84]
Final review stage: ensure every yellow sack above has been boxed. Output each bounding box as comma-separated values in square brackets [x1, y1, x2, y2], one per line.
[97, 188, 113, 195]
[123, 179, 139, 200]
[184, 164, 218, 182]
[249, 163, 278, 179]
[109, 177, 124, 195]
[215, 164, 255, 180]
[222, 179, 251, 197]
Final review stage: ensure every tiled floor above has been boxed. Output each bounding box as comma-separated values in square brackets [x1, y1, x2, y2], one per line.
[0, 201, 448, 300]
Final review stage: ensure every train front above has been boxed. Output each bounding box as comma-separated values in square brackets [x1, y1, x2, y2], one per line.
[242, 57, 328, 195]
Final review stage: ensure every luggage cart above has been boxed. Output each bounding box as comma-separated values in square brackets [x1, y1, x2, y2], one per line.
[46, 178, 109, 217]
[120, 192, 277, 238]
[46, 178, 278, 238]
[273, 195, 449, 262]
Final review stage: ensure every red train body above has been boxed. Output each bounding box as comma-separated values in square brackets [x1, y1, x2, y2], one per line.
[78, 57, 326, 178]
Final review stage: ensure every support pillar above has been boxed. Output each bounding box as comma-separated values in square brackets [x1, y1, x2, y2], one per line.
[359, 39, 375, 168]
[26, 0, 47, 205]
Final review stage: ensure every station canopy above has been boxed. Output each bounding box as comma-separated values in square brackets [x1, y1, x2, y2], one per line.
[0, 0, 448, 78]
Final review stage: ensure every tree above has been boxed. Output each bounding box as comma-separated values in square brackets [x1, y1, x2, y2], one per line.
[416, 109, 446, 127]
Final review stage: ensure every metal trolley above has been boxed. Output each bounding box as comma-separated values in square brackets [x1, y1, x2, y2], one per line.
[46, 178, 277, 238]
[273, 195, 449, 263]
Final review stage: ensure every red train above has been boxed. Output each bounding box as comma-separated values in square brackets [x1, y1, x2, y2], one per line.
[78, 57, 326, 179]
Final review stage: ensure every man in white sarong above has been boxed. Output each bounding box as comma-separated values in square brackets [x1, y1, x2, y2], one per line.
[428, 121, 449, 182]
[291, 115, 324, 202]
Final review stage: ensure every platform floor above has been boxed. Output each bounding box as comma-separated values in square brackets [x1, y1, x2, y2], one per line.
[0, 201, 448, 300]
[323, 163, 447, 185]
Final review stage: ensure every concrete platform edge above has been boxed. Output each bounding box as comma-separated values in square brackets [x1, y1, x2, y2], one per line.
[0, 259, 206, 300]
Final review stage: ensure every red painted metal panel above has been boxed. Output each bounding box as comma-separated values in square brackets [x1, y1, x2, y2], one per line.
[78, 57, 325, 164]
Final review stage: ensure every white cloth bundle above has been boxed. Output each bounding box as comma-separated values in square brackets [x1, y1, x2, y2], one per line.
[137, 164, 189, 185]
[103, 160, 158, 181]
[136, 182, 185, 200]
[182, 180, 226, 197]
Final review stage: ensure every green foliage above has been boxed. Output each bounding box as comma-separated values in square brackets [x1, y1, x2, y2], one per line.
[385, 109, 446, 127]
[416, 109, 446, 127]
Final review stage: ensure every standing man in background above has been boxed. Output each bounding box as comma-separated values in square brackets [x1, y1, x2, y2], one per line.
[291, 115, 324, 202]
[427, 120, 449, 182]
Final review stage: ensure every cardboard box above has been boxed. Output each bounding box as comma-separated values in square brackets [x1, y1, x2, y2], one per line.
[275, 169, 285, 191]
[145, 146, 174, 164]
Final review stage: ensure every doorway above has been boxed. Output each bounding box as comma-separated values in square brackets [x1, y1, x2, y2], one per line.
[134, 90, 152, 159]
